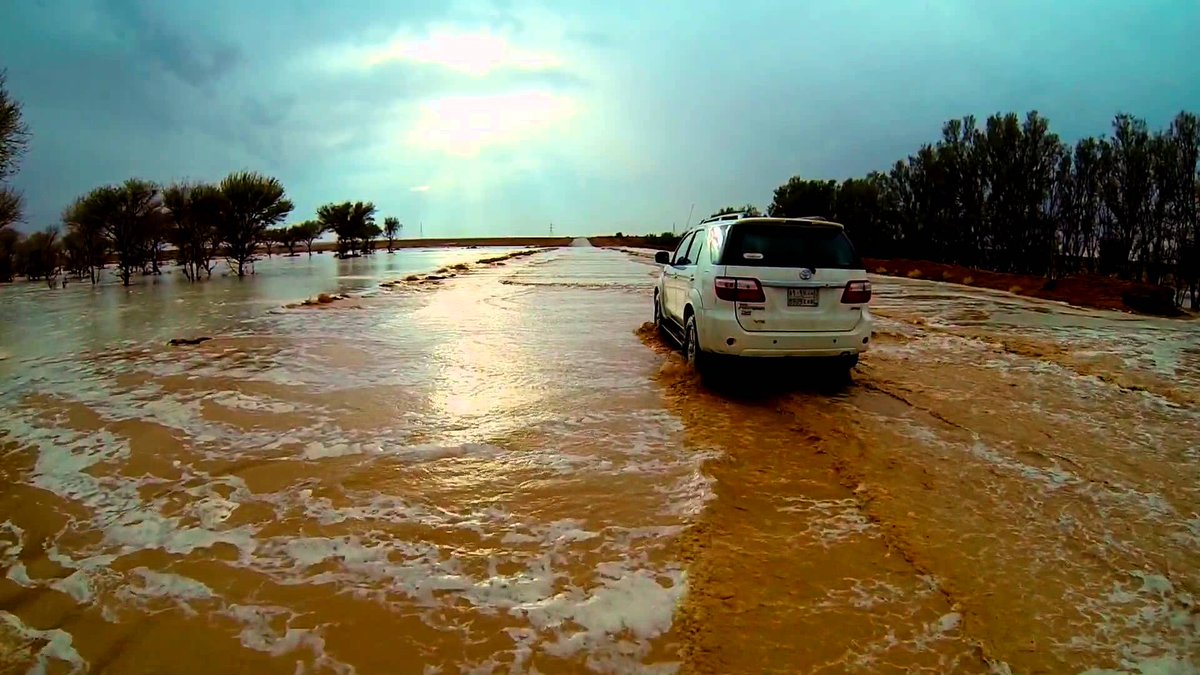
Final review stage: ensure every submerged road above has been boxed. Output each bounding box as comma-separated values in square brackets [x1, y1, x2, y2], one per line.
[0, 246, 1197, 673]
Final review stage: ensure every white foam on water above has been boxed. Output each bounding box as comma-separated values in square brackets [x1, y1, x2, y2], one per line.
[114, 567, 217, 617]
[6, 562, 34, 587]
[49, 570, 93, 604]
[105, 511, 257, 556]
[302, 441, 366, 460]
[222, 604, 354, 674]
[1, 520, 24, 557]
[777, 496, 877, 546]
[209, 391, 298, 414]
[127, 568, 215, 600]
[0, 412, 259, 564]
[1080, 656, 1200, 674]
[935, 612, 962, 633]
[513, 568, 685, 658]
[0, 610, 87, 674]
[1064, 568, 1199, 670]
[191, 495, 239, 529]
[498, 519, 599, 548]
[137, 397, 203, 431]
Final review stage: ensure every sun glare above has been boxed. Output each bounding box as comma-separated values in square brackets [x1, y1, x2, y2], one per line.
[363, 30, 561, 76]
[406, 91, 579, 156]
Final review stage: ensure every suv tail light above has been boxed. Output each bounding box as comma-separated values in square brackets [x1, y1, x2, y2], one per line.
[715, 277, 766, 303]
[841, 280, 872, 304]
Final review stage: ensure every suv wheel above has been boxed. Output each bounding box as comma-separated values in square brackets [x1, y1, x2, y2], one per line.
[684, 315, 707, 373]
[653, 292, 664, 334]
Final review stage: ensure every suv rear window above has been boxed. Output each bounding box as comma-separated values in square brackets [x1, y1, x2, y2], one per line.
[719, 223, 862, 269]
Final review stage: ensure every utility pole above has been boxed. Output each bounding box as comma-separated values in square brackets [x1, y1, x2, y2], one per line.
[549, 222, 554, 236]
[684, 203, 695, 232]
[419, 221, 424, 239]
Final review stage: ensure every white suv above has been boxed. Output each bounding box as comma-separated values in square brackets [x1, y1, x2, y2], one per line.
[652, 214, 873, 373]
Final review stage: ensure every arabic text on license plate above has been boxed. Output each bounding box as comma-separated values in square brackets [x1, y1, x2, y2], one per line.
[787, 288, 819, 307]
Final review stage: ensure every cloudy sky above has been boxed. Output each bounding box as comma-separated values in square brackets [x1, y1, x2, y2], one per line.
[2, 0, 1198, 236]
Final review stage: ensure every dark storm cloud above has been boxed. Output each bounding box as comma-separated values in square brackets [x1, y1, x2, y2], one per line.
[98, 0, 242, 86]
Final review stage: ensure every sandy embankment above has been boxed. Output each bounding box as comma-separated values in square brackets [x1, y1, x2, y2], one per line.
[285, 248, 546, 310]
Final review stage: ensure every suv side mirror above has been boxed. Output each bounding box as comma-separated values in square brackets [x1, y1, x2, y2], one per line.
[654, 251, 671, 264]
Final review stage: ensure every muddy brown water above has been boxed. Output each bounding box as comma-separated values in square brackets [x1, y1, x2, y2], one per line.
[0, 247, 1197, 673]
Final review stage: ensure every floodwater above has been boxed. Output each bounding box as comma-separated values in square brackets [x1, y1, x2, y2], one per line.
[0, 245, 1197, 674]
[0, 248, 524, 363]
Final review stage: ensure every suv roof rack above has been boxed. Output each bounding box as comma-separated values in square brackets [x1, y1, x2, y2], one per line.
[697, 212, 755, 226]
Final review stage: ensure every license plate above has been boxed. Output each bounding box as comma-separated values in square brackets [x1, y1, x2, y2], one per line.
[787, 288, 819, 307]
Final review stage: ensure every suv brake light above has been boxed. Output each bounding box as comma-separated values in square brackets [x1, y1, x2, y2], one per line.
[715, 277, 766, 303]
[841, 280, 872, 304]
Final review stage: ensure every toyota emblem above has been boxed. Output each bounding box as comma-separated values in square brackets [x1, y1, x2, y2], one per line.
[799, 268, 814, 280]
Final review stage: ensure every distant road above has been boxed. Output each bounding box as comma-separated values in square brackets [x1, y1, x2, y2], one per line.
[570, 237, 592, 247]
[283, 236, 574, 255]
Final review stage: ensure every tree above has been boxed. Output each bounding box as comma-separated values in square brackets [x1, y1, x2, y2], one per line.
[0, 70, 29, 230]
[108, 179, 163, 285]
[711, 204, 761, 218]
[293, 220, 324, 255]
[1101, 114, 1155, 277]
[262, 227, 285, 257]
[279, 225, 302, 256]
[352, 202, 379, 256]
[62, 226, 93, 280]
[0, 226, 18, 282]
[318, 201, 377, 257]
[317, 202, 352, 257]
[64, 183, 153, 286]
[1160, 112, 1200, 307]
[66, 179, 167, 286]
[142, 204, 170, 275]
[0, 186, 18, 232]
[384, 216, 401, 252]
[1053, 138, 1106, 276]
[832, 175, 889, 257]
[768, 178, 837, 219]
[360, 222, 382, 256]
[16, 227, 60, 284]
[164, 181, 224, 282]
[62, 190, 113, 284]
[218, 171, 293, 277]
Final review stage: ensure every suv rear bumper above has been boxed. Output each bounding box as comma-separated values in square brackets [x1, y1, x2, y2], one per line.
[698, 308, 873, 357]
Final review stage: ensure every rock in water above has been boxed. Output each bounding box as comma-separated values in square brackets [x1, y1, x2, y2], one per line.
[168, 337, 212, 346]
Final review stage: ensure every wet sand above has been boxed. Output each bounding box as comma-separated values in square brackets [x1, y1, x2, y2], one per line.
[1, 246, 1198, 673]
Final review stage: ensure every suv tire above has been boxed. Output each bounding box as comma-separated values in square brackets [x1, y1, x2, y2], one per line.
[653, 292, 665, 336]
[684, 315, 709, 374]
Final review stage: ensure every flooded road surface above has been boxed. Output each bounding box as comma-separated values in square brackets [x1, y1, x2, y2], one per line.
[1, 246, 1198, 673]
[662, 274, 1200, 674]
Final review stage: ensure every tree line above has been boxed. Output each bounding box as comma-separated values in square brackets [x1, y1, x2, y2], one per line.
[0, 69, 30, 281]
[753, 111, 1200, 308]
[2, 175, 407, 286]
